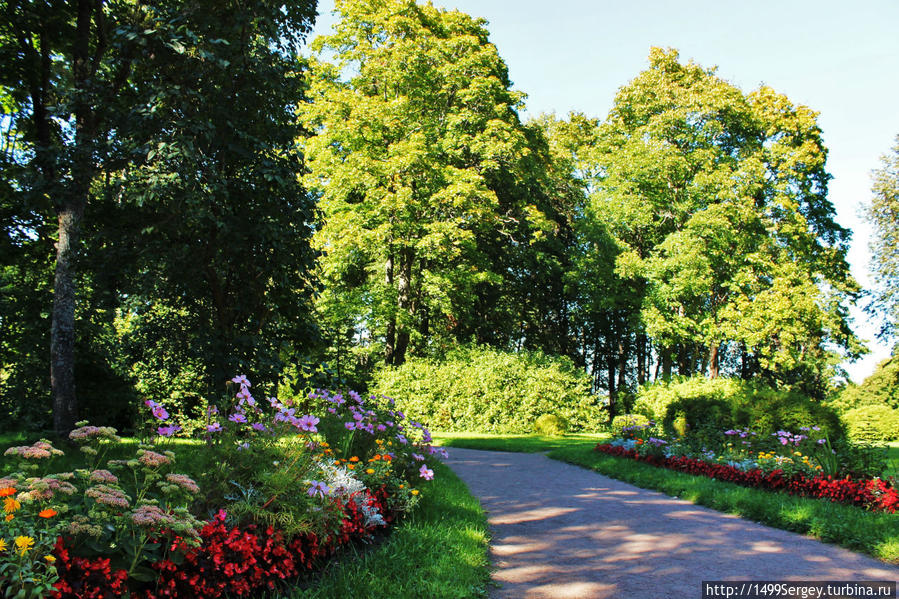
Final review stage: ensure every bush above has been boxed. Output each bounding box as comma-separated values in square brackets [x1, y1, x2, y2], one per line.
[610, 414, 650, 436]
[843, 405, 899, 443]
[534, 414, 569, 436]
[372, 346, 605, 434]
[662, 397, 732, 442]
[634, 376, 844, 442]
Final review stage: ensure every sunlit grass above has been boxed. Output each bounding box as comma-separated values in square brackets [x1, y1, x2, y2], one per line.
[433, 431, 610, 453]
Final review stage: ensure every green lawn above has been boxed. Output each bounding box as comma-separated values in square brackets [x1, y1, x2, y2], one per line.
[435, 432, 899, 564]
[434, 431, 610, 453]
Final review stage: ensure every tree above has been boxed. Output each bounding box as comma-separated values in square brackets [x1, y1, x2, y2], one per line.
[586, 48, 862, 395]
[1, 0, 318, 433]
[865, 135, 899, 339]
[301, 0, 550, 366]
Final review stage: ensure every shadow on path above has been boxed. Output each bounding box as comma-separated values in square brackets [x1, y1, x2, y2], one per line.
[443, 447, 899, 599]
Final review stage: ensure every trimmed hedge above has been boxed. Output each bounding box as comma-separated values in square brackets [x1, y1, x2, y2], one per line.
[843, 405, 899, 443]
[372, 347, 605, 433]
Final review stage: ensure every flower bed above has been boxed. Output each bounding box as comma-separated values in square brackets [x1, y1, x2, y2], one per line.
[594, 443, 899, 513]
[0, 377, 446, 598]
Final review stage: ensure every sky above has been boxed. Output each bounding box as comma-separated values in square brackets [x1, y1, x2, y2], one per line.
[306, 0, 899, 383]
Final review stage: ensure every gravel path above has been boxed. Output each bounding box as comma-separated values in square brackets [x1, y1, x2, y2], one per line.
[443, 447, 899, 599]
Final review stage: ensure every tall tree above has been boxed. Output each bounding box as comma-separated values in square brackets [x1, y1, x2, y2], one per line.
[1, 0, 318, 433]
[587, 48, 862, 395]
[301, 0, 549, 366]
[865, 135, 899, 340]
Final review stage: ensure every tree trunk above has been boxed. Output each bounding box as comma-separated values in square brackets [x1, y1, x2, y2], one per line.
[617, 338, 627, 408]
[661, 347, 672, 380]
[677, 344, 690, 376]
[384, 254, 395, 365]
[607, 351, 617, 422]
[709, 342, 720, 379]
[51, 0, 95, 436]
[393, 250, 413, 365]
[51, 203, 84, 436]
[636, 333, 647, 385]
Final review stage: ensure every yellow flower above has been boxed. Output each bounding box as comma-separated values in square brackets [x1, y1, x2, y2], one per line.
[321, 442, 329, 448]
[44, 555, 56, 563]
[375, 439, 384, 445]
[0, 538, 7, 552]
[14, 536, 34, 554]
[365, 468, 375, 474]
[411, 489, 419, 496]
[3, 497, 20, 514]
[349, 456, 360, 463]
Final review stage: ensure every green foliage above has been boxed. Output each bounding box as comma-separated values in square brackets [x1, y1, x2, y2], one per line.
[533, 414, 569, 436]
[830, 355, 899, 413]
[843, 405, 899, 443]
[635, 376, 844, 441]
[372, 346, 604, 433]
[661, 397, 732, 442]
[582, 48, 861, 391]
[610, 414, 650, 436]
[302, 0, 575, 368]
[865, 135, 899, 338]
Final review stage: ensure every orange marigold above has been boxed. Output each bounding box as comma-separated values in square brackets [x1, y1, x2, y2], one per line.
[0, 487, 15, 498]
[38, 508, 58, 519]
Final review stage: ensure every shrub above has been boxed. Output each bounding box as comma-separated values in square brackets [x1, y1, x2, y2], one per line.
[534, 414, 569, 436]
[372, 346, 605, 433]
[843, 405, 899, 443]
[662, 397, 733, 443]
[610, 414, 650, 436]
[634, 376, 844, 442]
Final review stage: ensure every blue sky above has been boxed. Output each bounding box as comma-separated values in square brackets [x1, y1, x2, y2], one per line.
[307, 0, 899, 382]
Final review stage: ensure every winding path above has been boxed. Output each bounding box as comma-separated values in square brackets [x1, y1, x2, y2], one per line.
[443, 447, 899, 599]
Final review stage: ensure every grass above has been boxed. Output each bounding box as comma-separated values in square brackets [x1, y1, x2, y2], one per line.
[434, 431, 610, 453]
[285, 461, 491, 599]
[435, 432, 899, 564]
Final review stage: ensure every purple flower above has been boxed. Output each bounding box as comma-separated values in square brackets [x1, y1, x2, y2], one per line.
[157, 424, 181, 437]
[206, 422, 222, 433]
[376, 424, 386, 432]
[152, 405, 169, 421]
[412, 453, 425, 461]
[252, 423, 267, 432]
[779, 437, 788, 446]
[353, 412, 364, 422]
[207, 405, 219, 415]
[344, 422, 356, 430]
[274, 408, 295, 423]
[231, 375, 251, 388]
[418, 465, 434, 480]
[229, 413, 247, 424]
[237, 442, 249, 451]
[327, 407, 337, 414]
[297, 414, 320, 433]
[236, 387, 255, 406]
[386, 421, 394, 427]
[396, 434, 408, 445]
[308, 480, 330, 498]
[817, 438, 826, 445]
[422, 430, 432, 443]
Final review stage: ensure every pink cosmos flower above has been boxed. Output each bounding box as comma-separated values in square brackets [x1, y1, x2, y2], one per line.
[231, 375, 251, 388]
[418, 465, 434, 480]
